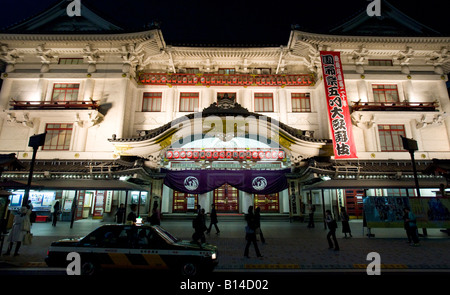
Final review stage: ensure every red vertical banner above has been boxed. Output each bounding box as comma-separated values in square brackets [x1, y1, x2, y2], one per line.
[320, 51, 357, 159]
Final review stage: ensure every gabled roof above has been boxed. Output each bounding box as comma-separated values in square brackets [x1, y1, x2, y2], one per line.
[329, 0, 442, 37]
[2, 0, 124, 33]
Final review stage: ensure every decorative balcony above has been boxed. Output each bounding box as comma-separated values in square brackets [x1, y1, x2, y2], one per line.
[10, 100, 99, 110]
[137, 72, 315, 87]
[351, 101, 438, 112]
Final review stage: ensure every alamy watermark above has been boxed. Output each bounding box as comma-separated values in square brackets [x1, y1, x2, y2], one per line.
[66, 0, 81, 17]
[367, 0, 381, 17]
[366, 252, 381, 275]
[66, 252, 81, 275]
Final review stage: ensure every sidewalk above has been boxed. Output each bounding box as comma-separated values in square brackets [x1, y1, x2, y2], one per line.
[1, 219, 449, 272]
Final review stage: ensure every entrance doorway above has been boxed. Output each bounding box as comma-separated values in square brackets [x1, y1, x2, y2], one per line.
[173, 191, 198, 213]
[213, 183, 239, 212]
[254, 193, 279, 212]
[345, 189, 365, 218]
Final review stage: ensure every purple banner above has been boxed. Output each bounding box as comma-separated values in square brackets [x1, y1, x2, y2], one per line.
[161, 169, 289, 195]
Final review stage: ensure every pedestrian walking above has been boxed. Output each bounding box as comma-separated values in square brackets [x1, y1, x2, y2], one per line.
[127, 204, 137, 225]
[206, 203, 220, 235]
[325, 210, 339, 251]
[3, 206, 30, 256]
[52, 201, 60, 227]
[403, 208, 412, 243]
[149, 201, 161, 225]
[115, 203, 126, 224]
[307, 202, 315, 228]
[404, 207, 419, 246]
[244, 206, 263, 258]
[254, 207, 266, 244]
[192, 209, 207, 248]
[340, 207, 352, 238]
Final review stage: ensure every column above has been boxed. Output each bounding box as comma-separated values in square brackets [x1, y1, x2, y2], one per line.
[84, 78, 95, 101]
[403, 80, 414, 101]
[278, 88, 288, 124]
[357, 80, 368, 101]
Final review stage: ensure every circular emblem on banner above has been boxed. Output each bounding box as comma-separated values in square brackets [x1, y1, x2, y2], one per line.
[184, 176, 199, 191]
[252, 177, 267, 191]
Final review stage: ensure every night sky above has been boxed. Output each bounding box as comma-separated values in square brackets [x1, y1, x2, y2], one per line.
[0, 0, 448, 44]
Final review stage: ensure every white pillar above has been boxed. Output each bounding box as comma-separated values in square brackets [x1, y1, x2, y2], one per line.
[357, 80, 368, 101]
[278, 88, 288, 123]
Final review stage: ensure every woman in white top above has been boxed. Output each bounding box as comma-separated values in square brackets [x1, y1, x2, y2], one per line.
[4, 206, 30, 256]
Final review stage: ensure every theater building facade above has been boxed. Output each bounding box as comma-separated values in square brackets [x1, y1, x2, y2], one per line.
[0, 1, 449, 220]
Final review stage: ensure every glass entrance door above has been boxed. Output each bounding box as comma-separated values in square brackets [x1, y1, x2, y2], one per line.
[173, 191, 198, 213]
[254, 193, 279, 212]
[345, 189, 365, 218]
[213, 183, 239, 212]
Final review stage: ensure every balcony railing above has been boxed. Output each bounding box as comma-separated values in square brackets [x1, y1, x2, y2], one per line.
[10, 100, 99, 110]
[137, 72, 315, 87]
[351, 101, 438, 112]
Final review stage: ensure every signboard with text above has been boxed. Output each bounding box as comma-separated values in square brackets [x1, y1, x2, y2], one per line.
[320, 51, 357, 159]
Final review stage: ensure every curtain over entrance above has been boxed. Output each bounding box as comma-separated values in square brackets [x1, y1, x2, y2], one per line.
[161, 168, 289, 195]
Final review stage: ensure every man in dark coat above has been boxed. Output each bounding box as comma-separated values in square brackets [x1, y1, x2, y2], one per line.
[206, 203, 220, 235]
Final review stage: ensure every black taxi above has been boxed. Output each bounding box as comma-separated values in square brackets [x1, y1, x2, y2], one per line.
[45, 224, 218, 276]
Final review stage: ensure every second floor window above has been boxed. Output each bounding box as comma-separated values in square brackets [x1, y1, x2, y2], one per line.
[142, 92, 162, 112]
[179, 92, 199, 112]
[52, 83, 80, 101]
[254, 93, 274, 112]
[291, 93, 311, 112]
[58, 58, 83, 65]
[43, 123, 73, 151]
[368, 59, 393, 66]
[378, 124, 406, 152]
[218, 68, 235, 75]
[372, 84, 399, 103]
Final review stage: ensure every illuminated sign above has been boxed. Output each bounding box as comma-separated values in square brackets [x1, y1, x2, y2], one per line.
[165, 149, 286, 161]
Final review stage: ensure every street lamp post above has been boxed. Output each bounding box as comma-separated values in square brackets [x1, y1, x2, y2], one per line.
[401, 135, 427, 236]
[23, 132, 46, 206]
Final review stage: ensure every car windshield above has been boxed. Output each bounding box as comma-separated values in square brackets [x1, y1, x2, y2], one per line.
[153, 225, 179, 244]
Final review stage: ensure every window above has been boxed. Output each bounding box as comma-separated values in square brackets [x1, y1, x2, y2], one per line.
[291, 93, 311, 112]
[179, 92, 199, 112]
[58, 58, 84, 65]
[218, 68, 235, 75]
[185, 68, 200, 74]
[368, 59, 393, 66]
[378, 124, 406, 152]
[142, 92, 162, 112]
[254, 93, 274, 112]
[52, 84, 80, 101]
[252, 68, 271, 75]
[43, 123, 73, 151]
[372, 84, 399, 102]
[385, 189, 416, 197]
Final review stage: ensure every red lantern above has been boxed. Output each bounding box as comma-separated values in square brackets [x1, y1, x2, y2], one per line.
[258, 152, 265, 159]
[173, 151, 179, 158]
[166, 151, 173, 159]
[272, 151, 278, 159]
[180, 151, 186, 158]
[206, 151, 212, 159]
[278, 151, 285, 159]
[265, 151, 272, 159]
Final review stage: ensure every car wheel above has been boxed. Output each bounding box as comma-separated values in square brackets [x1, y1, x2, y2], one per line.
[180, 261, 199, 277]
[81, 261, 98, 276]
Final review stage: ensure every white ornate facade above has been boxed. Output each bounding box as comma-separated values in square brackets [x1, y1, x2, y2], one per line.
[0, 1, 449, 219]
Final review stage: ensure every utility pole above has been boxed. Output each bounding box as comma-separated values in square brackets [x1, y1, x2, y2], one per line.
[23, 132, 46, 206]
[401, 136, 427, 236]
